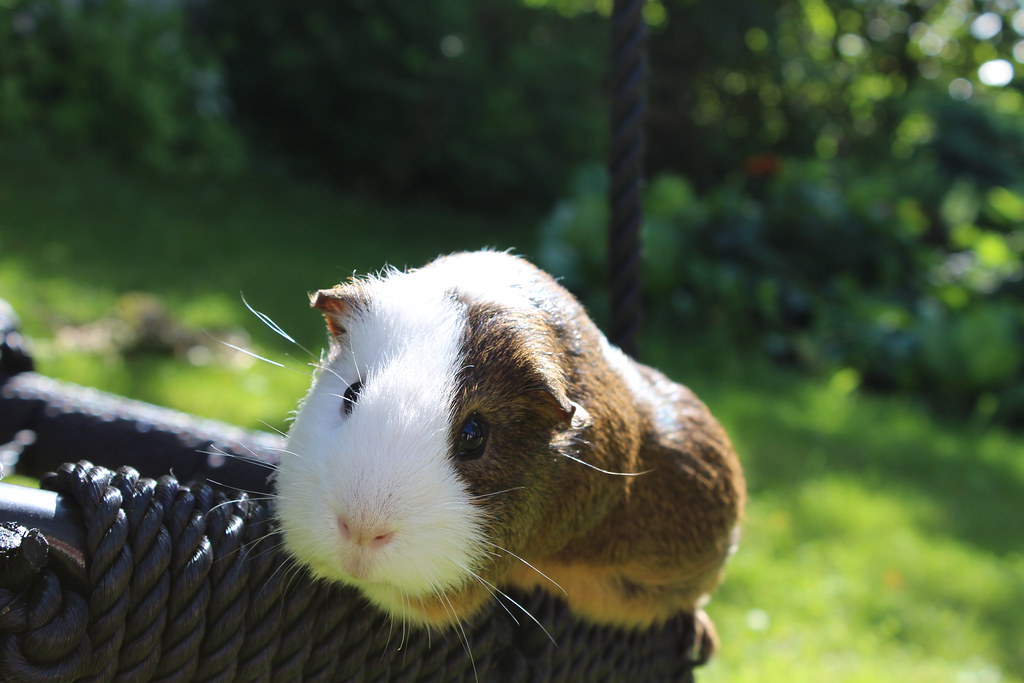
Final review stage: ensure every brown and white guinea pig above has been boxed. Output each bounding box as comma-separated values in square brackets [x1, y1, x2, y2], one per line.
[274, 250, 744, 645]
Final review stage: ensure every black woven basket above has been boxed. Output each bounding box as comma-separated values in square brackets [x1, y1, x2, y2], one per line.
[0, 309, 704, 682]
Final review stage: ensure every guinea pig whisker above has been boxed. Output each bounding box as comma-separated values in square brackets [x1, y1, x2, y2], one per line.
[241, 293, 295, 342]
[480, 540, 566, 597]
[450, 559, 556, 646]
[437, 589, 478, 681]
[226, 540, 284, 565]
[268, 559, 304, 624]
[202, 479, 261, 497]
[307, 361, 349, 386]
[325, 392, 360, 413]
[203, 477, 277, 498]
[400, 592, 410, 652]
[256, 420, 289, 438]
[466, 486, 525, 501]
[233, 438, 297, 462]
[276, 558, 298, 595]
[206, 494, 274, 516]
[382, 597, 403, 654]
[348, 345, 364, 385]
[259, 551, 302, 599]
[380, 596, 412, 657]
[242, 527, 282, 549]
[254, 445, 300, 459]
[488, 586, 521, 626]
[380, 614, 395, 658]
[241, 292, 320, 360]
[243, 537, 288, 563]
[462, 567, 519, 626]
[282, 559, 308, 601]
[219, 535, 283, 565]
[237, 525, 286, 553]
[219, 338, 306, 373]
[199, 444, 282, 469]
[557, 450, 651, 477]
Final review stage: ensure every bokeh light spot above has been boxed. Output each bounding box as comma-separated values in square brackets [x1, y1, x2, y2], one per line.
[971, 12, 1002, 41]
[948, 77, 973, 100]
[978, 59, 1014, 87]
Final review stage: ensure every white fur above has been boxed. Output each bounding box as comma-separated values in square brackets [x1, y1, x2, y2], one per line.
[601, 334, 647, 398]
[275, 265, 488, 619]
[432, 250, 537, 311]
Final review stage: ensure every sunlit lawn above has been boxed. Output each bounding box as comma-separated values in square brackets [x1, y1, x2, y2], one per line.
[675, 356, 1024, 682]
[2, 146, 1021, 681]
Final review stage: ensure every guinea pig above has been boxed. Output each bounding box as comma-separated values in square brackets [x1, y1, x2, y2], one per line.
[273, 250, 744, 649]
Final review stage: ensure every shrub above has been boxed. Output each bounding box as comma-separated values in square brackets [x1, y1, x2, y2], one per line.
[539, 143, 1024, 426]
[0, 0, 244, 175]
[205, 0, 606, 209]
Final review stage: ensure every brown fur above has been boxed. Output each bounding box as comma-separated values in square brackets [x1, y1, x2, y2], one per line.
[312, 252, 745, 651]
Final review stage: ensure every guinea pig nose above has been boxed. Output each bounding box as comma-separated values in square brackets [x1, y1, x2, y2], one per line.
[336, 515, 395, 549]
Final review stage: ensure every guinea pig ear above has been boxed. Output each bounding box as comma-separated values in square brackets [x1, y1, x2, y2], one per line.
[565, 400, 592, 430]
[541, 378, 592, 431]
[310, 288, 352, 337]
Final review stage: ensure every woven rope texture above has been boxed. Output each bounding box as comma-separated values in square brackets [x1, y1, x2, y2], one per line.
[607, 0, 648, 358]
[1, 461, 699, 682]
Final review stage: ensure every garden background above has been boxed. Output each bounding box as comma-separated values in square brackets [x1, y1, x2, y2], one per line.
[1, 0, 1022, 680]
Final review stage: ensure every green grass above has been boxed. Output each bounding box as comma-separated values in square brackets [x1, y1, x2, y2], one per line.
[0, 140, 539, 429]
[2, 145, 1021, 681]
[668, 356, 1024, 682]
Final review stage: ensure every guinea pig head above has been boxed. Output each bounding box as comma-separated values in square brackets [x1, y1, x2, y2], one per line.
[274, 262, 590, 627]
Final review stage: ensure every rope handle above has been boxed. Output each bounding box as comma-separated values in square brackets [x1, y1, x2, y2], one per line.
[608, 0, 647, 358]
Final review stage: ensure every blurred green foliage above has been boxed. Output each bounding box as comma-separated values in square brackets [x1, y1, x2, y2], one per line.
[6, 0, 1024, 203]
[2, 0, 1024, 421]
[0, 0, 244, 174]
[0, 0, 609, 207]
[527, 0, 1024, 189]
[541, 146, 1024, 425]
[204, 0, 606, 209]
[531, 0, 1024, 426]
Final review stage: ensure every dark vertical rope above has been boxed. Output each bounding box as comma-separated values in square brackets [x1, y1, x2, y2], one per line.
[608, 0, 647, 359]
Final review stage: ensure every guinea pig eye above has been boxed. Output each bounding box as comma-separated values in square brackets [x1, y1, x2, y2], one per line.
[456, 413, 488, 460]
[342, 381, 362, 416]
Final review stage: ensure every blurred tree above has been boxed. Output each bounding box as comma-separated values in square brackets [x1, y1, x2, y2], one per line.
[641, 0, 1024, 191]
[533, 0, 1024, 425]
[204, 0, 607, 209]
[523, 0, 1024, 187]
[6, 0, 1024, 211]
[3, 0, 1024, 423]
[0, 0, 243, 174]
